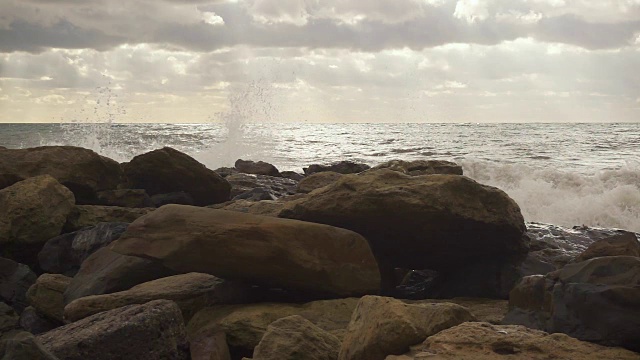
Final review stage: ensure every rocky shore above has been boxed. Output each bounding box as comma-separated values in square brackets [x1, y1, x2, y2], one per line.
[0, 146, 638, 359]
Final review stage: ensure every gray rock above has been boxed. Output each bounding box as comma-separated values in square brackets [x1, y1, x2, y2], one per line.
[38, 300, 189, 360]
[18, 307, 58, 335]
[1, 331, 60, 360]
[235, 159, 281, 177]
[303, 161, 370, 175]
[0, 257, 37, 313]
[39, 222, 128, 276]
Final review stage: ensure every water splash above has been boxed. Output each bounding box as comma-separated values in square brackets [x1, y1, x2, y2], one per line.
[194, 79, 279, 169]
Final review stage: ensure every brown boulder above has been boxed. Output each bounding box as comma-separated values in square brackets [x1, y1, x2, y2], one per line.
[0, 146, 124, 204]
[0, 176, 75, 265]
[0, 331, 60, 360]
[372, 159, 463, 176]
[63, 205, 153, 232]
[63, 247, 176, 304]
[387, 322, 640, 360]
[235, 159, 281, 177]
[190, 328, 231, 360]
[573, 232, 639, 263]
[112, 205, 380, 297]
[187, 298, 359, 358]
[251, 315, 341, 360]
[0, 257, 37, 313]
[297, 171, 343, 193]
[37, 300, 189, 360]
[339, 296, 475, 360]
[26, 274, 71, 323]
[280, 169, 527, 297]
[504, 256, 640, 352]
[63, 273, 254, 322]
[123, 147, 231, 206]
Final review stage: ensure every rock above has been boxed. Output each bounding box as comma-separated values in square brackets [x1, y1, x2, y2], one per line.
[303, 161, 370, 175]
[372, 159, 463, 176]
[235, 159, 281, 177]
[280, 169, 527, 297]
[0, 257, 37, 313]
[297, 171, 343, 193]
[123, 147, 231, 206]
[0, 303, 18, 336]
[0, 176, 75, 265]
[213, 167, 238, 178]
[280, 171, 304, 182]
[96, 189, 152, 208]
[0, 146, 124, 204]
[521, 222, 635, 277]
[504, 256, 640, 352]
[63, 205, 153, 232]
[408, 298, 508, 325]
[0, 331, 60, 360]
[150, 191, 195, 207]
[388, 322, 640, 360]
[64, 273, 256, 323]
[339, 296, 475, 360]
[18, 307, 58, 335]
[233, 188, 278, 201]
[226, 173, 297, 199]
[37, 300, 189, 360]
[190, 328, 231, 360]
[251, 315, 341, 360]
[210, 199, 289, 217]
[63, 247, 176, 304]
[188, 298, 359, 358]
[573, 232, 639, 263]
[26, 274, 71, 323]
[39, 222, 128, 276]
[112, 205, 380, 297]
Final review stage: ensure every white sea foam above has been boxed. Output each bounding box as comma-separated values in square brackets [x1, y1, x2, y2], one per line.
[461, 159, 640, 232]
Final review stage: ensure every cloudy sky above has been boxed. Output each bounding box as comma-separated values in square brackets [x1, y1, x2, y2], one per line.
[0, 0, 639, 123]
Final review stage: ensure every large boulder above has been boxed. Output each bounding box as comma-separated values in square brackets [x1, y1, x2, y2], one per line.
[573, 232, 639, 263]
[111, 205, 380, 297]
[303, 161, 370, 175]
[297, 171, 343, 193]
[0, 257, 37, 313]
[280, 169, 527, 297]
[190, 328, 231, 360]
[63, 205, 153, 232]
[26, 274, 71, 323]
[0, 176, 75, 265]
[63, 247, 176, 304]
[234, 159, 281, 177]
[187, 298, 359, 358]
[372, 159, 463, 176]
[504, 256, 640, 352]
[388, 322, 640, 360]
[39, 222, 128, 276]
[123, 147, 231, 206]
[0, 331, 60, 360]
[339, 296, 475, 360]
[63, 273, 255, 322]
[0, 146, 124, 204]
[250, 315, 341, 360]
[37, 300, 189, 360]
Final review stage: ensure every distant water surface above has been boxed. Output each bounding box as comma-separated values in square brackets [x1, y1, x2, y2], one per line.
[1, 122, 638, 232]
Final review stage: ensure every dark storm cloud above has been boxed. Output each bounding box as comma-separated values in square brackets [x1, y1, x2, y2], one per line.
[0, 0, 639, 53]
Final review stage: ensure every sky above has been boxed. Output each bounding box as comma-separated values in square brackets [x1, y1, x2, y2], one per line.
[0, 0, 639, 123]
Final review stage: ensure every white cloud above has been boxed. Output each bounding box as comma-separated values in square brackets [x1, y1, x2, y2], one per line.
[453, 0, 489, 23]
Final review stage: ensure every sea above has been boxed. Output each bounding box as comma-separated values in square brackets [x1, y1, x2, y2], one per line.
[0, 122, 639, 232]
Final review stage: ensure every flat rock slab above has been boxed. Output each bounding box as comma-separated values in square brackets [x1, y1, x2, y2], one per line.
[38, 300, 189, 360]
[112, 205, 380, 297]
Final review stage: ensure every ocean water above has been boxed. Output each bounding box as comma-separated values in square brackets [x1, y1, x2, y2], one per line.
[0, 122, 639, 232]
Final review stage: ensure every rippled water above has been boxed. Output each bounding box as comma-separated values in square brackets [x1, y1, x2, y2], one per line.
[1, 122, 639, 231]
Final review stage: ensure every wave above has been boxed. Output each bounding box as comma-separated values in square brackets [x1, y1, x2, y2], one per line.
[461, 159, 640, 232]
